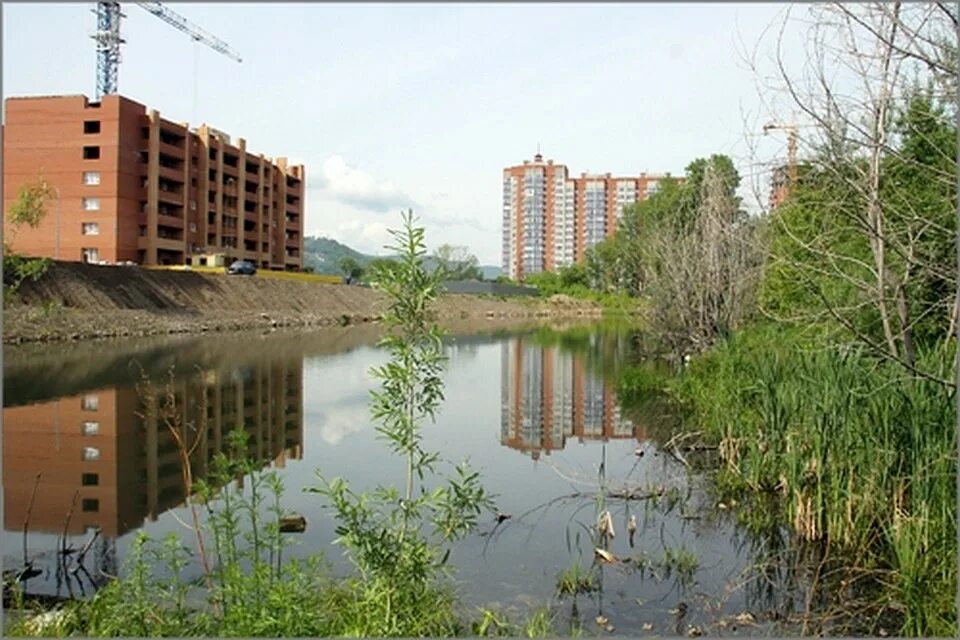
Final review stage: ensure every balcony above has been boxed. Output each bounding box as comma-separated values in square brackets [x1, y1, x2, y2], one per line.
[157, 190, 184, 206]
[157, 213, 184, 229]
[158, 165, 184, 182]
[159, 141, 185, 159]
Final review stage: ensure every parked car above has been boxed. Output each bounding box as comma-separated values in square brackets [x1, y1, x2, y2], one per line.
[227, 260, 257, 276]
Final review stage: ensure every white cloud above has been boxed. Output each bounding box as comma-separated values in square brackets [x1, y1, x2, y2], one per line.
[313, 219, 394, 255]
[314, 404, 371, 446]
[316, 155, 416, 213]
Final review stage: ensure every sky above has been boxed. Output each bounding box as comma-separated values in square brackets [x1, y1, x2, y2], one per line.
[3, 2, 808, 264]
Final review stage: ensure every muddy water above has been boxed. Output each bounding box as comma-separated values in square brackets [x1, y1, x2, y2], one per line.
[2, 323, 808, 634]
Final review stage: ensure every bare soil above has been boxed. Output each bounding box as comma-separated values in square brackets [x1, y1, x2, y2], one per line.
[3, 262, 605, 344]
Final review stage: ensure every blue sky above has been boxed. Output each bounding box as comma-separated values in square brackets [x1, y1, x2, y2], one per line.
[3, 2, 804, 264]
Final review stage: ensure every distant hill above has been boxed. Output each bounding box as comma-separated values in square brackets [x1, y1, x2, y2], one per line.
[303, 236, 501, 280]
[302, 237, 372, 274]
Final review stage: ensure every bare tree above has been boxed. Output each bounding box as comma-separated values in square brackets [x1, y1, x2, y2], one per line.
[748, 2, 956, 379]
[646, 162, 763, 360]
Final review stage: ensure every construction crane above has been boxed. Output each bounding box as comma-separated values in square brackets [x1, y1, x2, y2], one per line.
[92, 1, 241, 100]
[762, 121, 798, 186]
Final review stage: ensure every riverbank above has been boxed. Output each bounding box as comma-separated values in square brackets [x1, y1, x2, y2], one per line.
[3, 261, 607, 344]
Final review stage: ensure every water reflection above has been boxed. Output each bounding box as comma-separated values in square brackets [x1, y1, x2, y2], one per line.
[500, 336, 643, 459]
[2, 323, 836, 633]
[3, 358, 304, 595]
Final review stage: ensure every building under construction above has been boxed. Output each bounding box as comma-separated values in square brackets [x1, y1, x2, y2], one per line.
[2, 93, 304, 270]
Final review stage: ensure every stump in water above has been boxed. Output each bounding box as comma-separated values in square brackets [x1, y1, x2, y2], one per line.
[279, 514, 307, 533]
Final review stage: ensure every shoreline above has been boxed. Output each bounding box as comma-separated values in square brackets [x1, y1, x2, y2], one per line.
[3, 261, 616, 344]
[2, 296, 610, 345]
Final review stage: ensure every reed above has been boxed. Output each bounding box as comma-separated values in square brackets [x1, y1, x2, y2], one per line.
[673, 325, 956, 635]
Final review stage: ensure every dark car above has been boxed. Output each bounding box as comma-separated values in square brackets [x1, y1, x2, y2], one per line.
[227, 260, 257, 276]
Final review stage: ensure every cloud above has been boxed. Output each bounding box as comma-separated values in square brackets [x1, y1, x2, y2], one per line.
[313, 404, 372, 446]
[420, 212, 491, 233]
[311, 219, 395, 255]
[316, 155, 416, 213]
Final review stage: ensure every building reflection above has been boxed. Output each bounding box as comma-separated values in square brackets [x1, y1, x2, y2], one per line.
[500, 336, 643, 459]
[2, 360, 303, 540]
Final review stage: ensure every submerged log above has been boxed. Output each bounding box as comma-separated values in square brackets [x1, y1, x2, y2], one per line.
[279, 514, 307, 533]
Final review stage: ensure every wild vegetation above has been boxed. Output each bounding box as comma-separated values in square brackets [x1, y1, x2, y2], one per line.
[2, 212, 555, 637]
[3, 176, 56, 303]
[609, 3, 958, 635]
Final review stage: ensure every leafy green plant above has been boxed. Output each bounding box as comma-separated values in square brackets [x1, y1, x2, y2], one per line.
[555, 561, 597, 596]
[310, 210, 495, 636]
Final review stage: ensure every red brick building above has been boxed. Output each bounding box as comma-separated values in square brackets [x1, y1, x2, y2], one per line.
[502, 152, 680, 280]
[3, 94, 304, 270]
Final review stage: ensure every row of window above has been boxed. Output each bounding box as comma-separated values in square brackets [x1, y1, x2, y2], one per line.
[80, 389, 101, 512]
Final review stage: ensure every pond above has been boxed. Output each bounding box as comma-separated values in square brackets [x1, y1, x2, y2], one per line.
[3, 322, 812, 635]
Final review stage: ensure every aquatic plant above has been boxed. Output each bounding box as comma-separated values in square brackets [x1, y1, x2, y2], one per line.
[674, 325, 957, 635]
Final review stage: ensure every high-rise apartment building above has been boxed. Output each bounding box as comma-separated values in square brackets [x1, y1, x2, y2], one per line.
[502, 153, 678, 280]
[3, 94, 304, 270]
[500, 335, 642, 460]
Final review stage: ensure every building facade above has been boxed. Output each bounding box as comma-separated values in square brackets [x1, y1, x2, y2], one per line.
[3, 94, 304, 270]
[502, 153, 677, 280]
[3, 360, 303, 540]
[500, 335, 641, 460]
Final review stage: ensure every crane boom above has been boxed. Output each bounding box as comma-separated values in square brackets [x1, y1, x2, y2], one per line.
[92, 1, 241, 100]
[134, 2, 242, 63]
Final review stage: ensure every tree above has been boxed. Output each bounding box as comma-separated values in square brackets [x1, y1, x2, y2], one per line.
[753, 2, 957, 378]
[641, 159, 760, 357]
[4, 176, 56, 296]
[5, 175, 55, 247]
[336, 256, 365, 284]
[432, 244, 482, 281]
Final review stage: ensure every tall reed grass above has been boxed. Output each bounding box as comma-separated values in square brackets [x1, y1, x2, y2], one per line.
[673, 326, 956, 635]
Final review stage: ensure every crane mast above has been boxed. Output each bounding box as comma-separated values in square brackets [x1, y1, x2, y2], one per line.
[92, 1, 241, 100]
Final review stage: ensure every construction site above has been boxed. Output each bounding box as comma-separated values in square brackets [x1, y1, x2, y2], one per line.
[2, 2, 305, 271]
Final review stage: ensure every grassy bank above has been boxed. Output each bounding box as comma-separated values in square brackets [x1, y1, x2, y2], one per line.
[618, 325, 957, 635]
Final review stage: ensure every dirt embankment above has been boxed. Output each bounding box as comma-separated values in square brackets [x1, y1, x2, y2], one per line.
[3, 262, 604, 344]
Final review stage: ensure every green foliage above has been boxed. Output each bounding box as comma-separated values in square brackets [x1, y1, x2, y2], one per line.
[433, 243, 483, 281]
[673, 325, 957, 635]
[4, 176, 56, 302]
[760, 89, 957, 363]
[6, 175, 55, 233]
[555, 561, 597, 596]
[336, 256, 365, 282]
[310, 210, 495, 635]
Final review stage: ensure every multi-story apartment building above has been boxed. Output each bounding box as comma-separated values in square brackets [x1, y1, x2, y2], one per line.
[500, 335, 641, 460]
[3, 360, 303, 540]
[502, 152, 678, 280]
[2, 94, 304, 270]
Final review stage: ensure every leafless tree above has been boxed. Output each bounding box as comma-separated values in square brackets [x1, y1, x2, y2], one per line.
[646, 163, 763, 360]
[744, 2, 956, 381]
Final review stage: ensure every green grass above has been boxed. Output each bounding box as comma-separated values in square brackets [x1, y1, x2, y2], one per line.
[671, 325, 957, 635]
[555, 561, 597, 596]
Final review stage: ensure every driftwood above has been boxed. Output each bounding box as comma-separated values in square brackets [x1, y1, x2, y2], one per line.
[279, 514, 307, 533]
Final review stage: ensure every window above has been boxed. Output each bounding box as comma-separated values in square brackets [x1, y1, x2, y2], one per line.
[83, 146, 100, 160]
[82, 447, 100, 461]
[82, 222, 99, 236]
[83, 171, 101, 186]
[82, 394, 99, 411]
[82, 421, 100, 436]
[83, 197, 100, 211]
[189, 222, 197, 232]
[82, 248, 100, 263]
[82, 473, 99, 487]
[81, 498, 100, 513]
[83, 120, 101, 134]
[190, 200, 197, 211]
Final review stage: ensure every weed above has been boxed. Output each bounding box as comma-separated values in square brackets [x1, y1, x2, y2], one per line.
[556, 561, 597, 596]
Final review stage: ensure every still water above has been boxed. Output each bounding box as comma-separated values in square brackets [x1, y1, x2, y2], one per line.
[3, 323, 801, 634]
